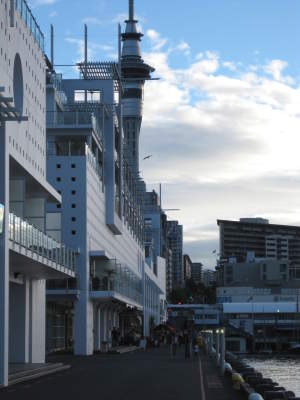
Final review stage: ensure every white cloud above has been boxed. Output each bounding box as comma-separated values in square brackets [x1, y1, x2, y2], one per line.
[146, 29, 167, 51]
[140, 29, 300, 267]
[49, 10, 57, 17]
[176, 40, 190, 56]
[264, 59, 294, 84]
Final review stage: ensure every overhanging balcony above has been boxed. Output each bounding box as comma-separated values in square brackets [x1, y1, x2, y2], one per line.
[9, 213, 76, 279]
[90, 258, 142, 309]
[47, 111, 103, 147]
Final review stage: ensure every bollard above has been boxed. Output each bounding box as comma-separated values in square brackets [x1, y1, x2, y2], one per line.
[232, 373, 244, 390]
[215, 329, 220, 367]
[220, 329, 225, 375]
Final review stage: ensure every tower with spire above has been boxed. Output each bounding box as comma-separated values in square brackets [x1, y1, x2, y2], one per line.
[121, 0, 154, 176]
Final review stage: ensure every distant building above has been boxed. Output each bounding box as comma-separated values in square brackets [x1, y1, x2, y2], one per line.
[202, 269, 216, 287]
[167, 221, 183, 288]
[191, 262, 203, 284]
[166, 248, 173, 298]
[183, 254, 192, 281]
[217, 218, 300, 278]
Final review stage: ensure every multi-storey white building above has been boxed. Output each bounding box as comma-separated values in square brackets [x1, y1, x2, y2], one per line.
[45, 0, 166, 355]
[0, 0, 75, 387]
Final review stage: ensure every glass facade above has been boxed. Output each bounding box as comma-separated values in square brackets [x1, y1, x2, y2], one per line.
[91, 262, 143, 305]
[9, 213, 76, 271]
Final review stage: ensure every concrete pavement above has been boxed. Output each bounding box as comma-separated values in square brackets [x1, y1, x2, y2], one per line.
[1, 346, 244, 400]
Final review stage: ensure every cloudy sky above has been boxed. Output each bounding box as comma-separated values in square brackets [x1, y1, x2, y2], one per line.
[29, 0, 300, 267]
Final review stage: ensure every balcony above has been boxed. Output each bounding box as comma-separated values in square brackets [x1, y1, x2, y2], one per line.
[90, 262, 142, 308]
[46, 111, 103, 145]
[9, 213, 76, 279]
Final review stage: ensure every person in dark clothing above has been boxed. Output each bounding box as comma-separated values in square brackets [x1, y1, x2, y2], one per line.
[183, 330, 191, 359]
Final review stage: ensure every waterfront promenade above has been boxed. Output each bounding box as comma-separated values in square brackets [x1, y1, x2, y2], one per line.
[1, 346, 243, 400]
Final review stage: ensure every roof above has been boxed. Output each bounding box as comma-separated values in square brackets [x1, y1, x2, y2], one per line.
[77, 62, 121, 91]
[222, 302, 300, 313]
[217, 219, 300, 231]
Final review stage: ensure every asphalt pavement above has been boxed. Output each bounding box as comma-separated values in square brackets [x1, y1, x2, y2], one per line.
[1, 346, 243, 400]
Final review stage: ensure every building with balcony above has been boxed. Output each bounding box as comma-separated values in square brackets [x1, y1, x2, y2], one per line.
[0, 0, 75, 387]
[45, 0, 165, 355]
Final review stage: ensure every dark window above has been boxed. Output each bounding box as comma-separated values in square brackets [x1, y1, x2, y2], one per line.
[72, 190, 76, 195]
[71, 164, 76, 169]
[71, 177, 76, 182]
[71, 230, 76, 235]
[56, 204, 61, 209]
[56, 164, 61, 169]
[58, 190, 61, 194]
[72, 217, 76, 222]
[56, 177, 61, 182]
[71, 204, 76, 208]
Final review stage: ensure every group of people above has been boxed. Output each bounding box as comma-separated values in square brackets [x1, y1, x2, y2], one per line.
[169, 330, 202, 359]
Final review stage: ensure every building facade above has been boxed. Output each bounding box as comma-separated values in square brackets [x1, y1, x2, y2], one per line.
[218, 218, 300, 277]
[167, 220, 183, 288]
[183, 254, 192, 281]
[45, 1, 166, 355]
[191, 262, 203, 284]
[0, 0, 75, 386]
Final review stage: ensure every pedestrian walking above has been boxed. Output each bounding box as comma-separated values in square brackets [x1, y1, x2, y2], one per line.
[183, 330, 191, 359]
[171, 333, 178, 357]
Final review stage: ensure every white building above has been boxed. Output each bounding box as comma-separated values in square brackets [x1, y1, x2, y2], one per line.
[0, 0, 75, 387]
[45, 0, 166, 354]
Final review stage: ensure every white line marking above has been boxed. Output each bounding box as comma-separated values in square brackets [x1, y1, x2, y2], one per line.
[199, 357, 206, 400]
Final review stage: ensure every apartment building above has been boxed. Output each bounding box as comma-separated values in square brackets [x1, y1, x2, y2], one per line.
[218, 218, 300, 273]
[167, 221, 183, 288]
[183, 254, 192, 281]
[0, 0, 75, 386]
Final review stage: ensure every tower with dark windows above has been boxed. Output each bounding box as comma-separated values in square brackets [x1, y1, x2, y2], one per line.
[121, 0, 155, 176]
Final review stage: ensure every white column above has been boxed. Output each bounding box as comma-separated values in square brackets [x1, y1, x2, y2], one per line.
[9, 279, 30, 363]
[0, 122, 9, 386]
[74, 255, 94, 355]
[94, 307, 101, 351]
[29, 279, 46, 363]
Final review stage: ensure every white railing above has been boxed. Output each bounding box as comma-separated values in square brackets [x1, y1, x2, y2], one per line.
[9, 213, 76, 271]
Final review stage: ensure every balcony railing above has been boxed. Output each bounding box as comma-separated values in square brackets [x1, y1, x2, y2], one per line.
[9, 213, 76, 271]
[91, 263, 142, 305]
[46, 111, 103, 144]
[15, 0, 44, 52]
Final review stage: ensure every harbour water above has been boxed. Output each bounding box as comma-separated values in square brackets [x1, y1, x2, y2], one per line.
[242, 355, 300, 397]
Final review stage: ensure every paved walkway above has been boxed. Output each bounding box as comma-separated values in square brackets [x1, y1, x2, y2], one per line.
[1, 346, 244, 400]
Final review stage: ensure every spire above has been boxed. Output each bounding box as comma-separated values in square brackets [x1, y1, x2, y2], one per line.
[129, 0, 134, 21]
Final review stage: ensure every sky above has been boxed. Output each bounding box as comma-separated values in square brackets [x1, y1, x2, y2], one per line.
[28, 0, 300, 268]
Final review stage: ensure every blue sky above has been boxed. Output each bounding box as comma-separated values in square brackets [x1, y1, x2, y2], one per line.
[29, 0, 300, 268]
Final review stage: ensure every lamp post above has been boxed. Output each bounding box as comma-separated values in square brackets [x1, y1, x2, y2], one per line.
[215, 329, 220, 366]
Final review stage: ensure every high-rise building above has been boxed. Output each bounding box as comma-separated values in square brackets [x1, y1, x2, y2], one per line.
[218, 218, 300, 275]
[45, 0, 165, 354]
[167, 221, 183, 288]
[191, 262, 203, 284]
[0, 0, 75, 386]
[183, 254, 192, 281]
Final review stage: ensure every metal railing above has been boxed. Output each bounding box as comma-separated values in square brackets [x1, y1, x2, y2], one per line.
[9, 213, 76, 271]
[91, 263, 142, 305]
[46, 111, 103, 144]
[15, 0, 45, 52]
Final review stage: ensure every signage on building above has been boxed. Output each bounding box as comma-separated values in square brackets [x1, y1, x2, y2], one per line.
[0, 203, 4, 234]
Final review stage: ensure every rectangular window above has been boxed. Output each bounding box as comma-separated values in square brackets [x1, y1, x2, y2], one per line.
[74, 89, 101, 103]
